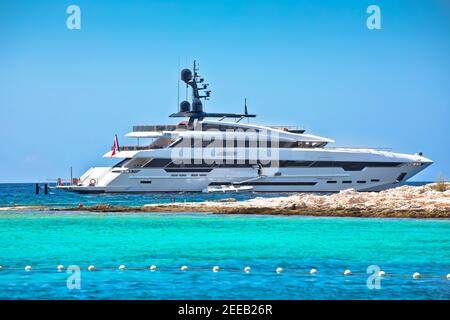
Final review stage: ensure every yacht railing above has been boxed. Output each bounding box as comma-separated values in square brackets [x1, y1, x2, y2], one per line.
[326, 146, 393, 151]
[133, 124, 305, 133]
[132, 124, 187, 132]
[119, 145, 153, 151]
[267, 125, 304, 130]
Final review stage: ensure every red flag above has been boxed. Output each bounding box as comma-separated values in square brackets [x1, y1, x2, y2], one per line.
[111, 134, 119, 157]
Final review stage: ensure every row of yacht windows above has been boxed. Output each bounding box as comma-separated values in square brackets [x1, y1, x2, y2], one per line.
[170, 138, 327, 149]
[327, 179, 381, 184]
[199, 124, 260, 132]
[116, 158, 403, 171]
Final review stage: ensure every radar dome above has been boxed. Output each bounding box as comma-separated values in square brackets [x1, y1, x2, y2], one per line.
[181, 68, 193, 83]
[179, 100, 191, 112]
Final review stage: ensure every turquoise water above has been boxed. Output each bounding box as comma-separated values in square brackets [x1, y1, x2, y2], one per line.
[0, 183, 448, 300]
[0, 183, 291, 208]
[0, 182, 430, 208]
[0, 212, 449, 299]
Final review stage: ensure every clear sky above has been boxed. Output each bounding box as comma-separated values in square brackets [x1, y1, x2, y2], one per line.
[0, 0, 449, 182]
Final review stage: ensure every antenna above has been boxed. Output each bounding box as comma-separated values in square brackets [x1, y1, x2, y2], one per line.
[185, 57, 188, 100]
[172, 60, 256, 123]
[177, 57, 180, 111]
[245, 98, 250, 124]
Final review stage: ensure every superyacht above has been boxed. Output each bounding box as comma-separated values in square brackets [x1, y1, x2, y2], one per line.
[58, 62, 432, 193]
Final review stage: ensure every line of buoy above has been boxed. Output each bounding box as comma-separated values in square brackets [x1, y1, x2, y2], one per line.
[0, 265, 449, 280]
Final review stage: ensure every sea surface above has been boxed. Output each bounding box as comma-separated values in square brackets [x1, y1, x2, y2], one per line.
[0, 183, 449, 300]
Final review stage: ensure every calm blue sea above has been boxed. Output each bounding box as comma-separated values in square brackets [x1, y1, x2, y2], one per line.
[0, 183, 448, 300]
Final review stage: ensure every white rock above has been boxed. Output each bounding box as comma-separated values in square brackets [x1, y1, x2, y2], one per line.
[412, 272, 421, 279]
[180, 265, 188, 271]
[24, 266, 32, 271]
[88, 265, 95, 271]
[339, 188, 356, 194]
[378, 271, 386, 277]
[244, 266, 251, 273]
[212, 266, 220, 272]
[275, 267, 283, 274]
[149, 265, 157, 271]
[343, 269, 352, 276]
[118, 265, 126, 270]
[310, 268, 318, 275]
[57, 265, 64, 272]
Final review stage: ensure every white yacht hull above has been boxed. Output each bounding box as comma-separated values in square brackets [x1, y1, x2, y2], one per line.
[59, 159, 431, 193]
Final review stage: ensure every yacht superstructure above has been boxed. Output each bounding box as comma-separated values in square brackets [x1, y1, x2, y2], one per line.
[58, 62, 432, 193]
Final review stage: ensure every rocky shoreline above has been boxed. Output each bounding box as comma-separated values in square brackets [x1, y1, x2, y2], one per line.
[44, 183, 450, 219]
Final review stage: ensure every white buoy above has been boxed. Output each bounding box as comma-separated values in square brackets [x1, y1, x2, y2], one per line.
[24, 266, 32, 272]
[412, 272, 421, 279]
[57, 265, 64, 272]
[378, 271, 386, 277]
[149, 265, 157, 271]
[310, 268, 318, 275]
[212, 266, 220, 272]
[180, 265, 188, 271]
[244, 266, 251, 273]
[446, 274, 450, 280]
[88, 265, 95, 271]
[343, 269, 352, 276]
[275, 267, 283, 274]
[118, 265, 126, 270]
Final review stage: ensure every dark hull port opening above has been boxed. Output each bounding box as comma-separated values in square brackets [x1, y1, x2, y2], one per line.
[140, 181, 152, 184]
[396, 172, 407, 182]
[209, 182, 317, 186]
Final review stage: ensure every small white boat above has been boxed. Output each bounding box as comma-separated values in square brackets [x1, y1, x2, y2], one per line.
[202, 185, 254, 193]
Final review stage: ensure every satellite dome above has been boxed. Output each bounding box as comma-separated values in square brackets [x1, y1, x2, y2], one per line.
[179, 100, 191, 112]
[181, 68, 193, 83]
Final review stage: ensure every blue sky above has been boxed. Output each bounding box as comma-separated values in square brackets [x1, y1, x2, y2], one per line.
[0, 0, 449, 182]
